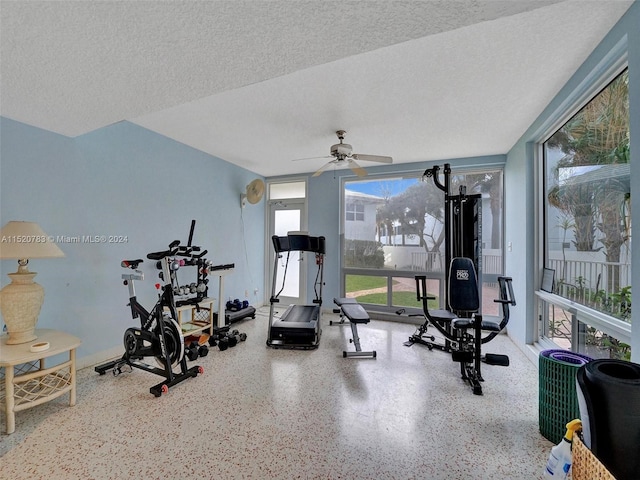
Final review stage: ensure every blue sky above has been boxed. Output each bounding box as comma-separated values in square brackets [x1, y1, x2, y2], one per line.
[345, 178, 419, 197]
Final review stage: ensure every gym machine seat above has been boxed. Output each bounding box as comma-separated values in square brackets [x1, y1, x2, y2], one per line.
[333, 298, 376, 358]
[448, 257, 515, 395]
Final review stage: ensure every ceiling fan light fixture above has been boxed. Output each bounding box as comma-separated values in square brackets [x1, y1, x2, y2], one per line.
[291, 130, 393, 177]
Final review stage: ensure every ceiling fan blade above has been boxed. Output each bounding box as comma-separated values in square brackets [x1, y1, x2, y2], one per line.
[348, 158, 368, 177]
[312, 160, 336, 177]
[292, 155, 332, 162]
[352, 153, 393, 164]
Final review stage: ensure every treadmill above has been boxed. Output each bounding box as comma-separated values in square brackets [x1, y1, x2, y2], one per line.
[267, 232, 325, 349]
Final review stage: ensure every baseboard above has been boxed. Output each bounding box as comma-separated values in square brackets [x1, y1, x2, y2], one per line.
[506, 331, 544, 367]
[76, 345, 123, 371]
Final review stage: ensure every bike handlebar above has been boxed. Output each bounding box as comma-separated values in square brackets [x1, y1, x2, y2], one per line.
[147, 247, 179, 261]
[147, 242, 207, 262]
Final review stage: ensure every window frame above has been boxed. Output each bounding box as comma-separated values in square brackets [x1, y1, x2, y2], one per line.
[340, 166, 505, 320]
[533, 37, 631, 351]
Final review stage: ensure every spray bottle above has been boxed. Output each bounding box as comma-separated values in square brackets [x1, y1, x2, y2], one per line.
[543, 419, 582, 478]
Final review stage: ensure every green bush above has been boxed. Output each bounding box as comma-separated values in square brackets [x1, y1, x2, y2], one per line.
[344, 239, 384, 268]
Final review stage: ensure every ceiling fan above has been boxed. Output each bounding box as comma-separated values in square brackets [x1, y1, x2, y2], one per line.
[294, 130, 393, 177]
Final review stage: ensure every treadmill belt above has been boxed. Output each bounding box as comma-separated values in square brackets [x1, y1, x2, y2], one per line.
[280, 305, 318, 323]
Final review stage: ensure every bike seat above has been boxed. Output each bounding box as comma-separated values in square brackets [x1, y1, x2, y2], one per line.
[121, 259, 143, 269]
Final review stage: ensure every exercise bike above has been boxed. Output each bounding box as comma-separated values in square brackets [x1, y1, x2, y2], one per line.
[95, 239, 203, 397]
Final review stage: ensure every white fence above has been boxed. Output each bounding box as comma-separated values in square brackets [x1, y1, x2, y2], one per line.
[407, 249, 502, 274]
[549, 258, 631, 304]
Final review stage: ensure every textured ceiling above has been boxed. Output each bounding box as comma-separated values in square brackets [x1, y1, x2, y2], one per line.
[0, 1, 633, 177]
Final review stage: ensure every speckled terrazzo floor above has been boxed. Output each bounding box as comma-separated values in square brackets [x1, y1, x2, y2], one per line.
[1, 308, 552, 479]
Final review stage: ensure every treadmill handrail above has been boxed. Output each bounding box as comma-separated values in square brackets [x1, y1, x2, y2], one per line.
[272, 234, 326, 254]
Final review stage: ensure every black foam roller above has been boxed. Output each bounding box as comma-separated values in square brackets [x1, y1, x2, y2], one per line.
[576, 359, 640, 480]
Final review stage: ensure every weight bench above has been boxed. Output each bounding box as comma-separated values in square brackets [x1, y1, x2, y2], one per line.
[333, 298, 377, 358]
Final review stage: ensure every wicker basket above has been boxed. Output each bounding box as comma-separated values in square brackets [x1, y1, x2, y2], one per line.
[571, 432, 616, 480]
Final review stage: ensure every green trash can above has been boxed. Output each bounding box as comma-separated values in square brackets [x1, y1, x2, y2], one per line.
[539, 349, 592, 444]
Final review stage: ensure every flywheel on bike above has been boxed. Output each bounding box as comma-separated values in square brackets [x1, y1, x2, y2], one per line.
[124, 328, 139, 357]
[154, 316, 185, 369]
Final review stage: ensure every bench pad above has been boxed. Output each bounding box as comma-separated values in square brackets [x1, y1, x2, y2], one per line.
[333, 298, 370, 324]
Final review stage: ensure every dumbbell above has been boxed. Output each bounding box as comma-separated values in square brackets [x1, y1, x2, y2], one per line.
[229, 329, 247, 347]
[185, 342, 199, 361]
[208, 333, 229, 351]
[184, 333, 210, 359]
[225, 332, 238, 347]
[226, 299, 242, 311]
[217, 336, 229, 351]
[229, 329, 247, 342]
[197, 344, 209, 357]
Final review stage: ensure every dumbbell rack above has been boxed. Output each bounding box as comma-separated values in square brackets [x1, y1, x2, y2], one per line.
[171, 264, 246, 354]
[172, 264, 236, 335]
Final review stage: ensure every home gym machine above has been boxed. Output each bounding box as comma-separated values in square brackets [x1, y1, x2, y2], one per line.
[416, 261, 515, 395]
[267, 232, 325, 349]
[406, 164, 516, 395]
[407, 163, 482, 351]
[95, 223, 208, 396]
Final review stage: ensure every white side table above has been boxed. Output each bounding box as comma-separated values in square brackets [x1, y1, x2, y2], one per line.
[0, 328, 81, 434]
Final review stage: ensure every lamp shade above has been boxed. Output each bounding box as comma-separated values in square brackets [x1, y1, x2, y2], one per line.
[0, 221, 64, 259]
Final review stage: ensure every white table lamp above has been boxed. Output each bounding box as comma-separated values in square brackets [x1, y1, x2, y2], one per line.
[0, 221, 64, 344]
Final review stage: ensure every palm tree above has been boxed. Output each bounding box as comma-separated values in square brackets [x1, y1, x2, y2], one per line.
[375, 181, 444, 260]
[546, 69, 630, 294]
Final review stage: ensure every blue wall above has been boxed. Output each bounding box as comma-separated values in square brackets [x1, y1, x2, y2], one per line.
[0, 118, 265, 365]
[504, 1, 639, 361]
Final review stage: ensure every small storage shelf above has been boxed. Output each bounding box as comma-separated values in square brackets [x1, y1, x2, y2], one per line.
[172, 297, 215, 336]
[5, 361, 73, 409]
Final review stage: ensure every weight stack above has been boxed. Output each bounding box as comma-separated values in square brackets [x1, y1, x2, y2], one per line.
[538, 349, 592, 444]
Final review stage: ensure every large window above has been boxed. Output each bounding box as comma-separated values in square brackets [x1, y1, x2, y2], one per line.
[342, 168, 504, 317]
[541, 69, 631, 360]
